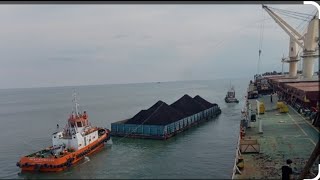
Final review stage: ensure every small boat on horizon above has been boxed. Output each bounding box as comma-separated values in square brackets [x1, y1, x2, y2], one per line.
[225, 86, 239, 103]
[16, 91, 111, 172]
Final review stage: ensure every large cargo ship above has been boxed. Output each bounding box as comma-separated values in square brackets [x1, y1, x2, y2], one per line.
[232, 5, 319, 179]
[111, 94, 221, 140]
[16, 92, 111, 172]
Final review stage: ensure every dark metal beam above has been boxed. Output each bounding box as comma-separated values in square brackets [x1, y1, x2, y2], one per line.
[299, 141, 320, 179]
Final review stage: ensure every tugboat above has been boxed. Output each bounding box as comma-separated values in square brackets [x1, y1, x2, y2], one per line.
[225, 86, 239, 103]
[16, 91, 111, 172]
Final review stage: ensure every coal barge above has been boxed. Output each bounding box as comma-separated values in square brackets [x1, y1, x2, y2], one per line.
[111, 94, 221, 140]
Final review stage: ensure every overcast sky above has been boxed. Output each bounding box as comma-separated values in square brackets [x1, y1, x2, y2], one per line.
[0, 3, 318, 89]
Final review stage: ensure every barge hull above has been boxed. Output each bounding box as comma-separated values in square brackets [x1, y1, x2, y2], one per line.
[111, 107, 221, 140]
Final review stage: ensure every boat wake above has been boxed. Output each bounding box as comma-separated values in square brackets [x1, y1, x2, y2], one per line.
[106, 138, 113, 145]
[84, 156, 90, 162]
[79, 156, 91, 166]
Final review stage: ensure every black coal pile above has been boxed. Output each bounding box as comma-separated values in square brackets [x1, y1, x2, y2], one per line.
[125, 100, 185, 125]
[193, 95, 216, 109]
[126, 100, 163, 124]
[170, 94, 207, 118]
[125, 94, 216, 125]
[129, 100, 164, 124]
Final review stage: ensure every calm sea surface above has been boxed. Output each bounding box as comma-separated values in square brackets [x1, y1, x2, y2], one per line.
[0, 78, 250, 179]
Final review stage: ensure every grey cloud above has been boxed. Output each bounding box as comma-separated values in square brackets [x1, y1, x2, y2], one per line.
[142, 35, 152, 40]
[0, 4, 317, 89]
[48, 57, 76, 62]
[113, 34, 129, 39]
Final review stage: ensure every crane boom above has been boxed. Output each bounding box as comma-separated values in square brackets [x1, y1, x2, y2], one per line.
[262, 5, 304, 48]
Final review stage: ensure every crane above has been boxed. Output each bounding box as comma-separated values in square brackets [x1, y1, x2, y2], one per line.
[262, 5, 319, 79]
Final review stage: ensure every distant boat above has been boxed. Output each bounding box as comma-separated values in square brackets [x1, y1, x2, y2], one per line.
[225, 86, 239, 103]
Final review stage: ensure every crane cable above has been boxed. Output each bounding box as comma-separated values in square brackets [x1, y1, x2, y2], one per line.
[258, 7, 265, 75]
[268, 6, 313, 22]
[268, 6, 314, 17]
[274, 11, 310, 21]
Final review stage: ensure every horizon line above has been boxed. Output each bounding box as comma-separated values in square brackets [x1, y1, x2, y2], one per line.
[0, 76, 251, 91]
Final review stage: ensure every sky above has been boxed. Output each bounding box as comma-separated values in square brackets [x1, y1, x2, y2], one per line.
[0, 3, 318, 89]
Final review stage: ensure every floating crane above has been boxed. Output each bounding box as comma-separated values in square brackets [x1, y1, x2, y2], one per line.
[262, 5, 319, 79]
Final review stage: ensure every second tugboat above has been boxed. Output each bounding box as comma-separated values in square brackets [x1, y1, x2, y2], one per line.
[225, 86, 239, 103]
[16, 91, 111, 172]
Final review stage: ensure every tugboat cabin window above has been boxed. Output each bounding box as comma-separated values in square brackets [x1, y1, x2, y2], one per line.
[77, 122, 82, 127]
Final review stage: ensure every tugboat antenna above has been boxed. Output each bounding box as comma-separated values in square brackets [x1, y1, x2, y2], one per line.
[72, 89, 80, 116]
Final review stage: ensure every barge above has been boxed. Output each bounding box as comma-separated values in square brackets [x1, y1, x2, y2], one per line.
[111, 94, 221, 140]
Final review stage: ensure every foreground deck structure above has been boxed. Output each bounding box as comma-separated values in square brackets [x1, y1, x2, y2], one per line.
[233, 95, 319, 179]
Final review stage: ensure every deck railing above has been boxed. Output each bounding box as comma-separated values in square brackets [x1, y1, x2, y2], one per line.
[231, 132, 242, 179]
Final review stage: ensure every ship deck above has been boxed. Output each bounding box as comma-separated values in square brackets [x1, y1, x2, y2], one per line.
[234, 95, 319, 179]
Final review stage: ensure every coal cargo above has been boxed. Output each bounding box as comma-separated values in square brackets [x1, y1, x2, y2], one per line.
[170, 94, 207, 118]
[193, 95, 221, 114]
[193, 95, 216, 109]
[111, 94, 221, 140]
[125, 101, 185, 125]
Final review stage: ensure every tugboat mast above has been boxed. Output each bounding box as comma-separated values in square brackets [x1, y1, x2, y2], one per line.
[72, 90, 80, 117]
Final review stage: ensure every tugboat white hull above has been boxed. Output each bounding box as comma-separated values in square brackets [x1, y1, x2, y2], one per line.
[225, 97, 239, 103]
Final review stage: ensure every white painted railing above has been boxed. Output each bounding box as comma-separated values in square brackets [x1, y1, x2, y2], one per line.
[231, 133, 242, 179]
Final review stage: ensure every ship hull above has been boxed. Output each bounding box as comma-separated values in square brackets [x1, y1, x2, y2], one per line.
[225, 97, 239, 103]
[17, 128, 110, 172]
